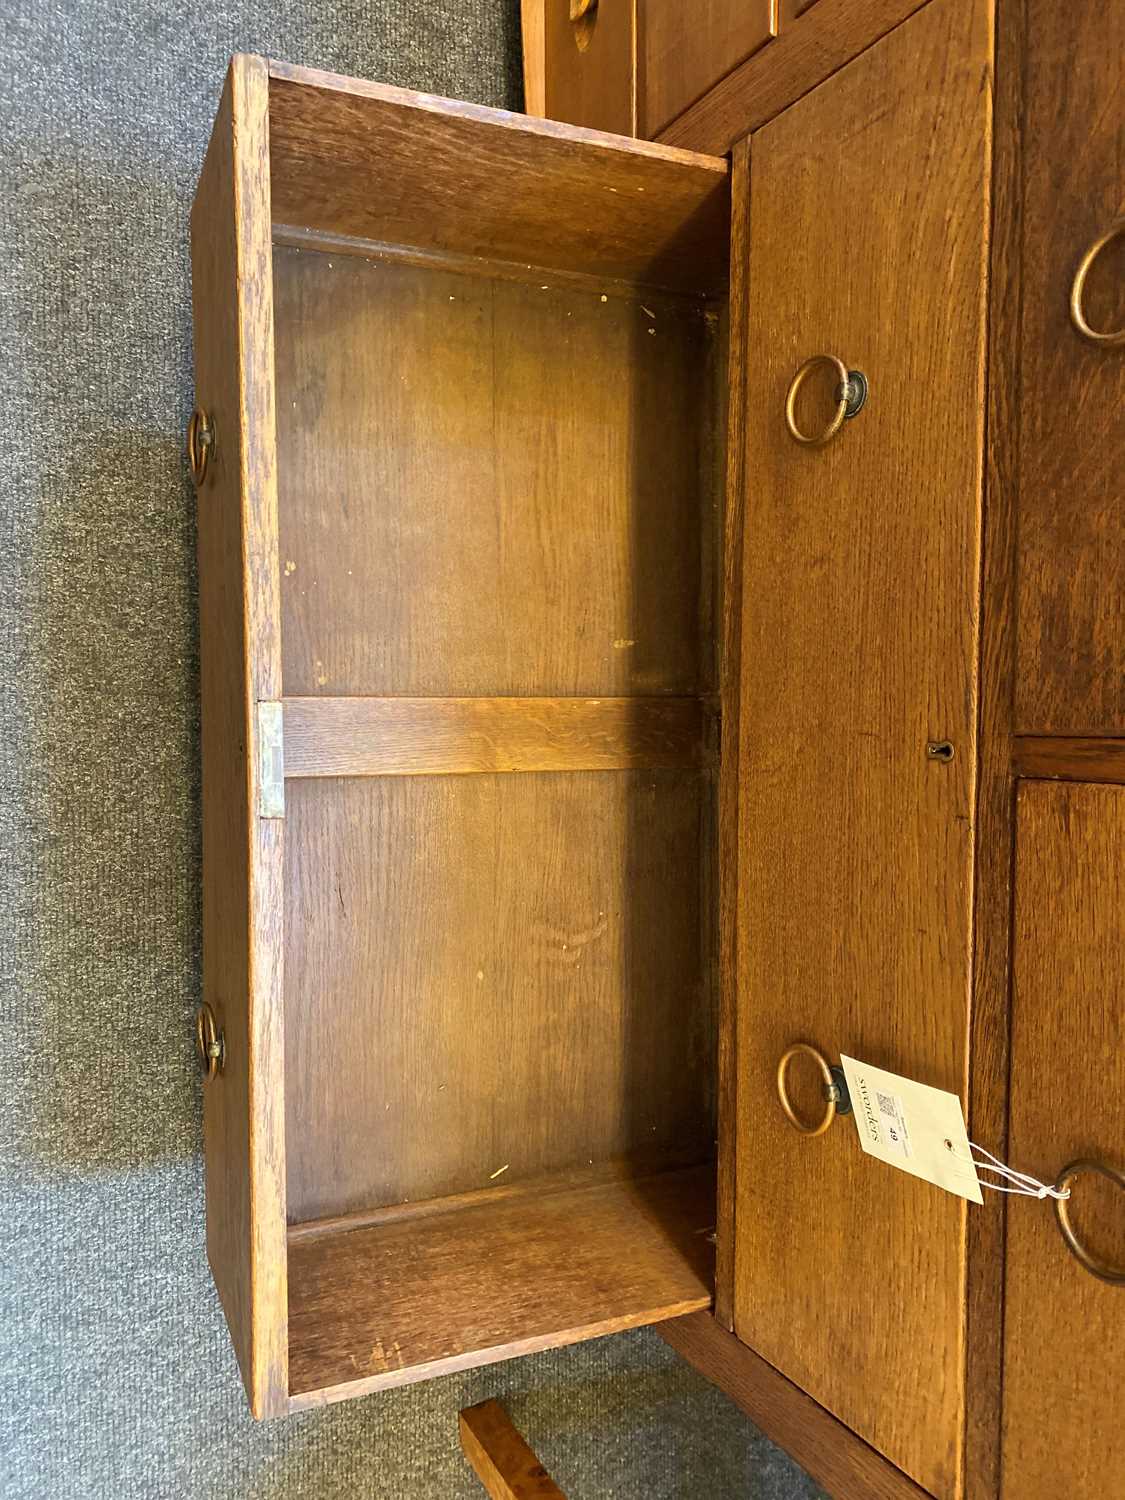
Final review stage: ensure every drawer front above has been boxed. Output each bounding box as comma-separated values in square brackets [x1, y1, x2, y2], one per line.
[536, 0, 637, 136]
[641, 0, 776, 138]
[1014, 0, 1125, 733]
[1002, 781, 1125, 1497]
[731, 0, 991, 1493]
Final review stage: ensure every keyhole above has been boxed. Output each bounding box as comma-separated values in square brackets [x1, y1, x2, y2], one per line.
[926, 740, 955, 762]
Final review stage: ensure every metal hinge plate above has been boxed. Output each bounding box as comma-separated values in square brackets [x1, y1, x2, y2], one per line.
[257, 700, 285, 819]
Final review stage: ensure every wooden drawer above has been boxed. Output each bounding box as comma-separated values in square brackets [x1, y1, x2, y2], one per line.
[190, 54, 730, 1419]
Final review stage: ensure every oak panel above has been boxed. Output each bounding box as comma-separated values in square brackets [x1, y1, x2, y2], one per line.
[287, 1166, 714, 1402]
[1014, 0, 1125, 733]
[1003, 782, 1125, 1497]
[282, 696, 706, 778]
[266, 62, 729, 294]
[656, 0, 930, 154]
[542, 0, 636, 137]
[272, 245, 718, 699]
[191, 54, 289, 1417]
[1012, 736, 1125, 786]
[732, 1, 991, 1491]
[283, 772, 712, 1223]
[641, 0, 776, 139]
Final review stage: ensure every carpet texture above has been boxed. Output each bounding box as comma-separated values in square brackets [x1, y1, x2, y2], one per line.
[0, 3, 823, 1495]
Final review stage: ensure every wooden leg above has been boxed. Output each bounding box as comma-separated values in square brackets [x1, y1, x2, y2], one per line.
[458, 1399, 567, 1499]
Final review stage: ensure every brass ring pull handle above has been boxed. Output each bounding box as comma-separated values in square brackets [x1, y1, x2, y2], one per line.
[187, 406, 214, 486]
[196, 1002, 225, 1082]
[570, 0, 597, 49]
[777, 1043, 839, 1136]
[1070, 220, 1125, 347]
[1053, 1158, 1125, 1285]
[785, 355, 868, 446]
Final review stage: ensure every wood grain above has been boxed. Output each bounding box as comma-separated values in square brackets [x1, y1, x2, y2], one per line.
[191, 53, 288, 1418]
[286, 1166, 714, 1403]
[654, 0, 930, 154]
[1012, 736, 1125, 785]
[963, 1, 1022, 1492]
[521, 0, 548, 116]
[777, 0, 821, 21]
[1002, 782, 1125, 1496]
[641, 0, 777, 139]
[283, 772, 712, 1223]
[272, 245, 720, 699]
[287, 1158, 676, 1240]
[1013, 0, 1125, 733]
[543, 0, 635, 137]
[266, 60, 729, 294]
[460, 1400, 567, 1500]
[657, 1313, 932, 1500]
[713, 137, 750, 1333]
[281, 696, 706, 777]
[732, 2, 991, 1491]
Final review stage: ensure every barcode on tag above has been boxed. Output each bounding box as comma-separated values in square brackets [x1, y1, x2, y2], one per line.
[839, 1055, 983, 1202]
[876, 1092, 911, 1158]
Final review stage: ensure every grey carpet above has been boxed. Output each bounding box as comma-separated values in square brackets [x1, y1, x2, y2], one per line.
[0, 3, 823, 1495]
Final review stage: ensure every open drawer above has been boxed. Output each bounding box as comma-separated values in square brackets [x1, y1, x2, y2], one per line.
[190, 55, 732, 1417]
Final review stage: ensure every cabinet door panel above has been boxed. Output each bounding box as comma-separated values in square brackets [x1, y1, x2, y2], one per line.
[732, 0, 991, 1493]
[1015, 0, 1125, 732]
[642, 0, 776, 138]
[1002, 782, 1125, 1498]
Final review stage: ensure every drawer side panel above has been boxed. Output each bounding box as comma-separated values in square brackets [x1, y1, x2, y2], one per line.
[191, 52, 288, 1417]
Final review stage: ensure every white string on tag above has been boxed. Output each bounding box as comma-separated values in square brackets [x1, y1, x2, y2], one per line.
[945, 1139, 1071, 1200]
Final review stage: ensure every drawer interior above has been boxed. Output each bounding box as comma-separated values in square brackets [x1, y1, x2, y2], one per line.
[262, 67, 731, 1401]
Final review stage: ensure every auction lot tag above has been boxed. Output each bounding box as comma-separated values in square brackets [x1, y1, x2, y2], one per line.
[840, 1056, 983, 1204]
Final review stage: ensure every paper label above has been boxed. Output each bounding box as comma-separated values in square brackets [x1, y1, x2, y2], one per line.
[840, 1055, 983, 1204]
